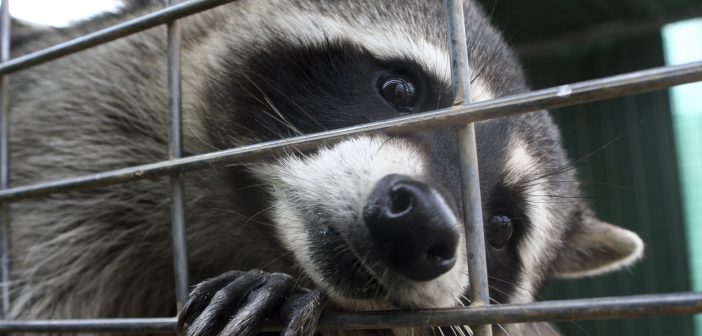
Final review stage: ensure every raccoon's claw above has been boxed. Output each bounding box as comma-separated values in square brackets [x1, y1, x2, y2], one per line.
[177, 270, 245, 333]
[177, 270, 326, 336]
[280, 288, 326, 336]
[179, 269, 294, 336]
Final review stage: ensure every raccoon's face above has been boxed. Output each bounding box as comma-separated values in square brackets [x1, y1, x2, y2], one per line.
[192, 0, 644, 316]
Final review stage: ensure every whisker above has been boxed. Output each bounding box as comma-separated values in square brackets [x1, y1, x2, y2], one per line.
[518, 121, 643, 188]
[258, 251, 292, 270]
[241, 205, 276, 229]
[247, 73, 328, 132]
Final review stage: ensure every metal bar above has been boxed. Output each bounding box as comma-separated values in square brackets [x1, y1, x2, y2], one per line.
[0, 61, 698, 203]
[0, 0, 10, 318]
[166, 7, 189, 310]
[443, 0, 491, 335]
[0, 1, 695, 333]
[0, 318, 176, 334]
[0, 0, 238, 76]
[0, 292, 700, 333]
[311, 292, 702, 331]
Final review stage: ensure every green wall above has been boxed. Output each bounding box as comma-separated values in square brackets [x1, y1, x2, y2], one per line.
[522, 34, 694, 335]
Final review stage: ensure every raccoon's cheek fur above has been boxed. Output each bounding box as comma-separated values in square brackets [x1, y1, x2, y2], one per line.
[254, 135, 469, 309]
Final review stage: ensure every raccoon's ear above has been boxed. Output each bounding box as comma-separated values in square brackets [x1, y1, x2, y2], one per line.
[552, 218, 644, 279]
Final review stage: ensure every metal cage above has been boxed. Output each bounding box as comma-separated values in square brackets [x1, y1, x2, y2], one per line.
[0, 0, 700, 334]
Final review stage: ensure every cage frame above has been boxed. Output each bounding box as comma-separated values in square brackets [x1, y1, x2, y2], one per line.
[0, 0, 699, 334]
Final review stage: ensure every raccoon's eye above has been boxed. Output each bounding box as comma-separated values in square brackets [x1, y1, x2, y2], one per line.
[377, 75, 419, 113]
[486, 215, 514, 249]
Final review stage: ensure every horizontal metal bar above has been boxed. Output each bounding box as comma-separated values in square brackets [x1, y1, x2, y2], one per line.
[0, 292, 699, 333]
[0, 61, 699, 202]
[310, 292, 702, 331]
[0, 318, 176, 334]
[0, 0, 237, 76]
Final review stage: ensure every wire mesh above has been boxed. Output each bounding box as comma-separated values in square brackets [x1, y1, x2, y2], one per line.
[0, 293, 701, 333]
[0, 0, 699, 333]
[0, 61, 698, 203]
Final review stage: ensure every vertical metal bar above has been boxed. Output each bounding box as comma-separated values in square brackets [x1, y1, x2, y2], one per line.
[443, 1, 492, 335]
[0, 0, 11, 319]
[166, 3, 189, 309]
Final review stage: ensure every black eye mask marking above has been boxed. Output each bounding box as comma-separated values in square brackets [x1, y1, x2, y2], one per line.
[483, 182, 530, 304]
[207, 38, 452, 148]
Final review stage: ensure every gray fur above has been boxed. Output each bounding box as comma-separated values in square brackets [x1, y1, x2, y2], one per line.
[6, 1, 642, 336]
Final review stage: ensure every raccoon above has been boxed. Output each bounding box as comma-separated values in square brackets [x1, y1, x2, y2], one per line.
[7, 1, 643, 336]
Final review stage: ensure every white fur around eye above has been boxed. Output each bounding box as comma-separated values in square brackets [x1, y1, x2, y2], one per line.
[504, 139, 560, 303]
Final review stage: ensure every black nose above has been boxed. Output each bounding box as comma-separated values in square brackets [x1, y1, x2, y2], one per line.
[363, 174, 459, 281]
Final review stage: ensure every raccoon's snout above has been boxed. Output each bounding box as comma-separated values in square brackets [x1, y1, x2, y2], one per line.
[363, 174, 460, 282]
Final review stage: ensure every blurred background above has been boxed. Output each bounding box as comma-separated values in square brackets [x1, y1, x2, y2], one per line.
[9, 0, 702, 335]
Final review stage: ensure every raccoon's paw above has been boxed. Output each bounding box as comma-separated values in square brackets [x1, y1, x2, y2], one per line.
[177, 269, 326, 336]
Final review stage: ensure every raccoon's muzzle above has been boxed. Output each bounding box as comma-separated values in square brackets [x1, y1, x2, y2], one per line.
[363, 174, 460, 281]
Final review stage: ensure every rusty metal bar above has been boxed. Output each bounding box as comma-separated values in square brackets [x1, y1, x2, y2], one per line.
[443, 0, 491, 335]
[0, 292, 699, 333]
[0, 0, 11, 318]
[0, 61, 698, 203]
[166, 5, 190, 310]
[0, 0, 238, 76]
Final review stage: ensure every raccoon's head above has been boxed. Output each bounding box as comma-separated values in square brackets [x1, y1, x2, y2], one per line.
[188, 0, 644, 319]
